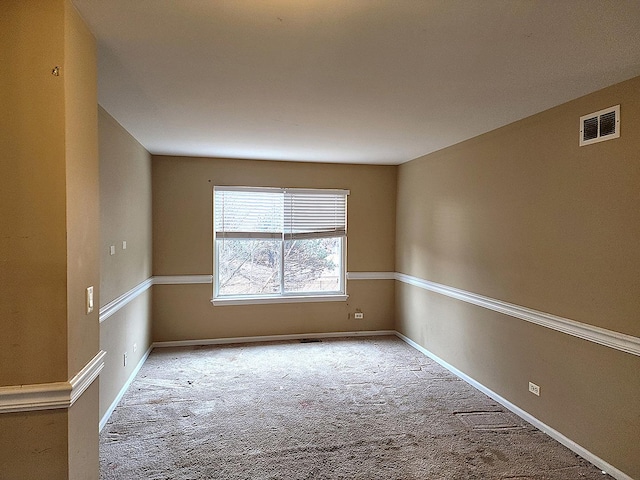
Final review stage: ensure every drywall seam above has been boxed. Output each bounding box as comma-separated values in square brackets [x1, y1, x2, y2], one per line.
[0, 350, 106, 414]
[393, 272, 640, 357]
[99, 278, 153, 322]
[395, 332, 632, 480]
[99, 346, 152, 432]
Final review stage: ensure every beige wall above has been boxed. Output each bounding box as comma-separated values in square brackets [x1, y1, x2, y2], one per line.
[395, 76, 640, 478]
[64, 0, 100, 382]
[0, 1, 101, 478]
[64, 6, 101, 478]
[98, 107, 153, 420]
[0, 409, 69, 478]
[99, 108, 153, 303]
[5, 2, 636, 476]
[68, 382, 99, 480]
[1, 0, 68, 387]
[152, 156, 396, 341]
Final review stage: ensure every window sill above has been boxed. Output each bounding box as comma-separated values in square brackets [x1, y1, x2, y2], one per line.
[211, 294, 349, 306]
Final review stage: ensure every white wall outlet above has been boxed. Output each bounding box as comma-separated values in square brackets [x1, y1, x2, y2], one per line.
[133, 343, 137, 353]
[122, 240, 127, 250]
[529, 382, 540, 396]
[86, 286, 94, 314]
[110, 245, 116, 255]
[354, 311, 364, 319]
[123, 352, 128, 367]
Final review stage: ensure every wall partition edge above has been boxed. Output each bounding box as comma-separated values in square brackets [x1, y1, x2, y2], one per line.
[394, 332, 632, 480]
[349, 271, 640, 357]
[0, 350, 107, 414]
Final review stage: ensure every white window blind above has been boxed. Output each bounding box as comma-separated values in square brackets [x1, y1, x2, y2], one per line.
[284, 189, 347, 240]
[214, 188, 283, 239]
[214, 187, 348, 239]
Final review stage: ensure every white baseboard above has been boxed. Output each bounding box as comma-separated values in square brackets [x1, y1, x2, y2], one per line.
[152, 330, 396, 348]
[99, 346, 152, 432]
[394, 331, 633, 480]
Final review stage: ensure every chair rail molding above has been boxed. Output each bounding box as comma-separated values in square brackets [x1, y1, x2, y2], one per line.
[153, 275, 213, 285]
[99, 275, 212, 323]
[347, 271, 640, 357]
[0, 350, 106, 414]
[100, 278, 154, 322]
[99, 271, 640, 357]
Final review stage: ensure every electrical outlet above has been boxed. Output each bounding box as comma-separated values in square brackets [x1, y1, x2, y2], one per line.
[354, 312, 364, 319]
[133, 343, 137, 353]
[529, 382, 540, 396]
[123, 352, 128, 367]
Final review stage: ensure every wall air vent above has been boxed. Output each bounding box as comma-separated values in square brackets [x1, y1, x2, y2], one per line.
[579, 105, 620, 146]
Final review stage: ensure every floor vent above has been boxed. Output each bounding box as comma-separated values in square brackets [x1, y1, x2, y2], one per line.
[579, 104, 620, 146]
[300, 338, 322, 343]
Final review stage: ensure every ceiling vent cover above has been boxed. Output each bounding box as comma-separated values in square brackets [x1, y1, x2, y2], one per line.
[579, 105, 620, 146]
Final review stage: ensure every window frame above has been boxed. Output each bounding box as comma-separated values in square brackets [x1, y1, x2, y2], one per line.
[212, 186, 349, 306]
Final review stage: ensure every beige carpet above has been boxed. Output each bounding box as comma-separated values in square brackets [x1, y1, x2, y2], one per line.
[100, 336, 609, 479]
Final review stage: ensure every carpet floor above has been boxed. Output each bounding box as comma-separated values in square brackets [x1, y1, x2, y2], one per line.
[100, 336, 610, 479]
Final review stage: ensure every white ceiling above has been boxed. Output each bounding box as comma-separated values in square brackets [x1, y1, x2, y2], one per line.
[72, 1, 640, 165]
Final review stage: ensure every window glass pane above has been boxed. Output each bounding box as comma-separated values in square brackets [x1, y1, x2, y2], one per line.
[217, 239, 280, 296]
[284, 238, 341, 293]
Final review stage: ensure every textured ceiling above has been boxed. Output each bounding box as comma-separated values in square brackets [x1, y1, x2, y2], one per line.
[72, 0, 640, 164]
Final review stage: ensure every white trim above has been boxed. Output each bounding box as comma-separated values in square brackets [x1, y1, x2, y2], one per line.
[214, 186, 350, 196]
[0, 382, 70, 413]
[153, 330, 396, 349]
[212, 294, 348, 306]
[100, 272, 640, 356]
[284, 187, 350, 196]
[100, 275, 213, 323]
[99, 346, 152, 432]
[347, 271, 396, 280]
[151, 271, 640, 356]
[153, 275, 213, 285]
[0, 350, 106, 414]
[394, 272, 640, 357]
[99, 278, 153, 323]
[69, 350, 106, 406]
[395, 332, 633, 480]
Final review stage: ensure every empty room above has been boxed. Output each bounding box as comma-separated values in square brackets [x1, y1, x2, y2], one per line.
[1, 1, 639, 479]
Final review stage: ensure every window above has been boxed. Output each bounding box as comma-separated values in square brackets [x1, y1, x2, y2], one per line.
[213, 186, 348, 305]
